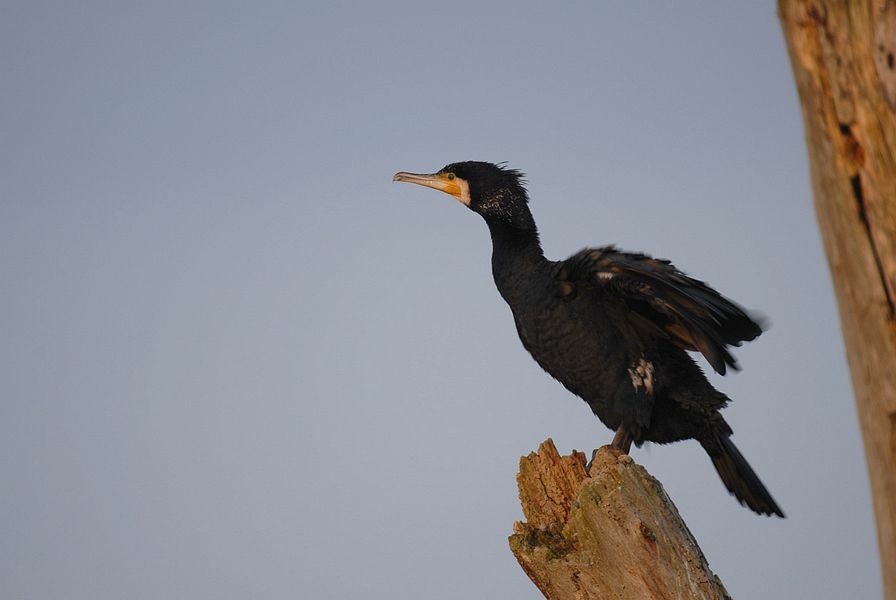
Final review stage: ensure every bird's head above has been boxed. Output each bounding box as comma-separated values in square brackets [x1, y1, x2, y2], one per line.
[393, 161, 531, 227]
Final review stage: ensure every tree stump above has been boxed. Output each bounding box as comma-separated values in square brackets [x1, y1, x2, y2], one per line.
[509, 439, 731, 600]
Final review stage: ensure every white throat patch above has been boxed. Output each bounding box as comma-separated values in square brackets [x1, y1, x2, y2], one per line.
[455, 177, 472, 206]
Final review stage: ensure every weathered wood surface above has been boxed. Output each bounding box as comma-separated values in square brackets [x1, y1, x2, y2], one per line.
[509, 439, 730, 600]
[779, 2, 896, 597]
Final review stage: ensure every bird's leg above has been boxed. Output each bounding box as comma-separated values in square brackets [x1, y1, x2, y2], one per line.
[611, 426, 634, 454]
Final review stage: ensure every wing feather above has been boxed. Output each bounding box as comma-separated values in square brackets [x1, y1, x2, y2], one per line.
[563, 246, 763, 375]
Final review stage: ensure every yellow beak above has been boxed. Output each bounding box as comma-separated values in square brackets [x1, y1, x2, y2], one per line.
[393, 171, 470, 206]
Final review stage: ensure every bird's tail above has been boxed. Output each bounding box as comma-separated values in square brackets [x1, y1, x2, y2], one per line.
[700, 432, 784, 517]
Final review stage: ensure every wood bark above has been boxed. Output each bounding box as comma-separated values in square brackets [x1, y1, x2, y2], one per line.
[509, 439, 730, 599]
[779, 2, 896, 597]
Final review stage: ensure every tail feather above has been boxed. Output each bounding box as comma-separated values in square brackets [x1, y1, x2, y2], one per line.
[701, 433, 784, 517]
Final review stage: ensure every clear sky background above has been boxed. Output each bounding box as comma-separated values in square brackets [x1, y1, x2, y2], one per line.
[1, 2, 883, 599]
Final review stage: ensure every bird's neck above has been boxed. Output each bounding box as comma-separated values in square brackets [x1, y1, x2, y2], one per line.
[487, 216, 546, 305]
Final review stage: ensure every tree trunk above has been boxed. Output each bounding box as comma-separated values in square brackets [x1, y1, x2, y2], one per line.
[779, 1, 896, 597]
[509, 439, 731, 599]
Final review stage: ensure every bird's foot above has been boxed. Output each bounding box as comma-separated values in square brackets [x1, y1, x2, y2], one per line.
[586, 444, 633, 474]
[585, 448, 600, 473]
[585, 428, 634, 473]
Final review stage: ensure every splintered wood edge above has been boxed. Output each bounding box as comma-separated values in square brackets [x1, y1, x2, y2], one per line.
[516, 438, 589, 529]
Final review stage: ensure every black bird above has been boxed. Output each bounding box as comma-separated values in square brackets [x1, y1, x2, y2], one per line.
[394, 161, 784, 517]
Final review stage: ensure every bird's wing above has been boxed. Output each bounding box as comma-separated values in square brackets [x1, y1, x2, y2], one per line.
[563, 246, 763, 375]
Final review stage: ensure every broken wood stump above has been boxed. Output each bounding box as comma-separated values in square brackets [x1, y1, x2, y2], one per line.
[509, 439, 731, 600]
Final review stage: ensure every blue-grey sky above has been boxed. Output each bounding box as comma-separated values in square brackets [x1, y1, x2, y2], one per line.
[1, 2, 882, 599]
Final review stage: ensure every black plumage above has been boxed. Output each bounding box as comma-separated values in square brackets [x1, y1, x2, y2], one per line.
[394, 161, 783, 517]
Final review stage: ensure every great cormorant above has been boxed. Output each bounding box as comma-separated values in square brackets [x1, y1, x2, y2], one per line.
[393, 161, 783, 517]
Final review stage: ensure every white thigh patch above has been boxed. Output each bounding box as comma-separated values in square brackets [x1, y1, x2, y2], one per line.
[628, 358, 655, 395]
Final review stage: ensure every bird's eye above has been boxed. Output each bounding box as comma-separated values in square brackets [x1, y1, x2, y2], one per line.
[446, 172, 456, 181]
